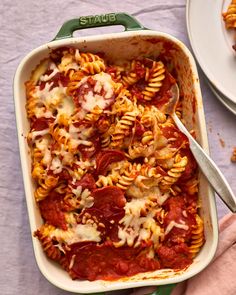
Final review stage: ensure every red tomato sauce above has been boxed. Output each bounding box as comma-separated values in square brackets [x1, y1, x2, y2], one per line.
[157, 243, 192, 270]
[152, 71, 176, 109]
[163, 196, 196, 243]
[66, 241, 160, 281]
[160, 125, 189, 149]
[39, 191, 67, 230]
[178, 148, 197, 181]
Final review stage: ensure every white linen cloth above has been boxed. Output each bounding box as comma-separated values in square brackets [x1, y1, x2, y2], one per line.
[0, 1, 235, 294]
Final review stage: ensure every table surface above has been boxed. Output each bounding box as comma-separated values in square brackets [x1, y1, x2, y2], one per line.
[0, 0, 235, 294]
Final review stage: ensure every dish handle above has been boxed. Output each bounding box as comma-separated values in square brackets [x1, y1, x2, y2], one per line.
[53, 12, 146, 40]
[150, 284, 176, 295]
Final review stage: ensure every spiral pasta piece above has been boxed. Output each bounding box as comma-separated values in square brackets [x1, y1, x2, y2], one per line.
[231, 147, 236, 162]
[116, 171, 137, 190]
[34, 225, 62, 261]
[121, 60, 141, 86]
[111, 90, 134, 114]
[34, 176, 59, 202]
[31, 147, 44, 164]
[96, 171, 119, 187]
[84, 106, 103, 122]
[160, 154, 188, 191]
[141, 131, 154, 145]
[58, 51, 79, 74]
[122, 72, 139, 86]
[80, 52, 102, 63]
[223, 0, 236, 29]
[140, 165, 163, 180]
[50, 124, 70, 146]
[142, 61, 165, 101]
[81, 60, 106, 75]
[189, 214, 205, 257]
[25, 80, 50, 119]
[31, 162, 45, 180]
[111, 110, 138, 147]
[184, 178, 199, 195]
[101, 132, 111, 148]
[69, 166, 85, 181]
[77, 52, 106, 74]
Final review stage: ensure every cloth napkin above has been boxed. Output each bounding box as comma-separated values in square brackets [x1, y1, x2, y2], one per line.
[131, 213, 236, 295]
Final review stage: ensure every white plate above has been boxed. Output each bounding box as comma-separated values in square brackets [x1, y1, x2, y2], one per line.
[186, 0, 236, 104]
[208, 81, 236, 116]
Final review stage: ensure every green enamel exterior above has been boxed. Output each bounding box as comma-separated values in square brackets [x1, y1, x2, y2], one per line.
[150, 284, 176, 295]
[88, 283, 176, 295]
[53, 12, 176, 295]
[53, 12, 146, 40]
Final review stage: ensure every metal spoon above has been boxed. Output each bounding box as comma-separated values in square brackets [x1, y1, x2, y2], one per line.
[162, 83, 236, 212]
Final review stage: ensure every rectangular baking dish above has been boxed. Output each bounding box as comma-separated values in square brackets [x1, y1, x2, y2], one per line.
[13, 13, 218, 294]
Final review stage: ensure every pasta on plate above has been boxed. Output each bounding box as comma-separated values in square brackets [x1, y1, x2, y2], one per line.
[223, 0, 236, 29]
[222, 0, 236, 50]
[25, 47, 204, 281]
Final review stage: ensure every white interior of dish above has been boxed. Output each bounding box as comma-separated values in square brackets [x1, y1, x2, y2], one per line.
[14, 30, 218, 294]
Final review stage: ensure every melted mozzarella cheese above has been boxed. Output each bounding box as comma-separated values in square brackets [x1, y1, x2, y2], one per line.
[58, 54, 79, 73]
[42, 149, 52, 166]
[94, 72, 114, 99]
[126, 185, 170, 205]
[50, 157, 63, 174]
[67, 124, 93, 150]
[35, 82, 67, 108]
[116, 197, 163, 247]
[35, 135, 52, 166]
[165, 220, 189, 235]
[75, 159, 95, 169]
[40, 62, 59, 82]
[82, 92, 110, 112]
[74, 224, 100, 242]
[157, 192, 170, 206]
[57, 96, 75, 117]
[61, 150, 74, 165]
[71, 187, 94, 209]
[34, 108, 53, 119]
[65, 224, 101, 244]
[35, 135, 50, 150]
[124, 198, 147, 216]
[31, 59, 49, 83]
[79, 72, 114, 112]
[30, 129, 49, 142]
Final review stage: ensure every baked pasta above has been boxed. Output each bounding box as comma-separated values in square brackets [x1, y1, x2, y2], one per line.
[25, 47, 204, 281]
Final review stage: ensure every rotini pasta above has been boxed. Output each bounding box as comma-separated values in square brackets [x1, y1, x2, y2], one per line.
[25, 47, 203, 281]
[111, 110, 138, 148]
[142, 61, 165, 101]
[188, 214, 205, 258]
[223, 0, 236, 29]
[223, 0, 236, 50]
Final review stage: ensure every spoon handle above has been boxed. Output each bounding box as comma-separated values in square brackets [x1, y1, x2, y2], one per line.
[173, 113, 236, 212]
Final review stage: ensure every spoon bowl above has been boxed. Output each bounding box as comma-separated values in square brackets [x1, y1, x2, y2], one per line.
[162, 83, 236, 212]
